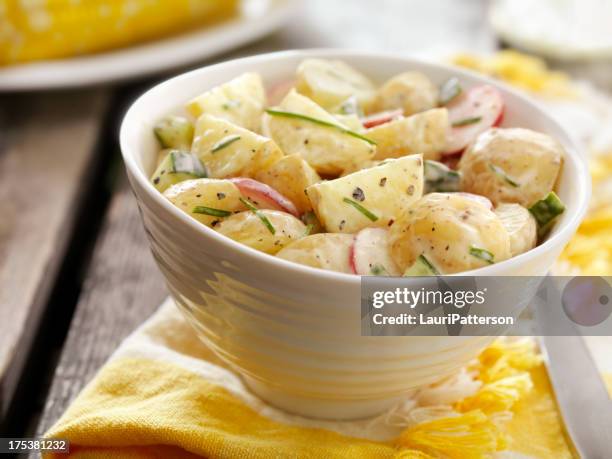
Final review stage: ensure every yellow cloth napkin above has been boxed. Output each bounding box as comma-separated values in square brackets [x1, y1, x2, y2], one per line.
[44, 298, 612, 459]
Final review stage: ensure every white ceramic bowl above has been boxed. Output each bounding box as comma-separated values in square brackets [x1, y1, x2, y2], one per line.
[120, 50, 590, 420]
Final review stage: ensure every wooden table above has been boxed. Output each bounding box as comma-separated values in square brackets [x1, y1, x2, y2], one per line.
[4, 0, 588, 445]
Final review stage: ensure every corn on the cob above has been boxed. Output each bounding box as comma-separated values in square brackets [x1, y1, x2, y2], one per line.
[0, 0, 239, 65]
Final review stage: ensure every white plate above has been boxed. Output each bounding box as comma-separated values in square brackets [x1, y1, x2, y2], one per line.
[490, 0, 612, 61]
[0, 0, 300, 92]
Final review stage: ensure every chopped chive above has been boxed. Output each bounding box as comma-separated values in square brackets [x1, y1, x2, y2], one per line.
[239, 197, 276, 235]
[469, 246, 495, 264]
[342, 197, 379, 221]
[452, 116, 482, 127]
[265, 109, 377, 145]
[439, 77, 462, 105]
[529, 191, 565, 229]
[192, 206, 232, 217]
[404, 254, 439, 276]
[303, 223, 314, 237]
[370, 264, 388, 276]
[211, 135, 241, 153]
[489, 163, 520, 187]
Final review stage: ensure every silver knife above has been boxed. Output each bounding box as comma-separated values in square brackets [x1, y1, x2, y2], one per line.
[535, 281, 612, 459]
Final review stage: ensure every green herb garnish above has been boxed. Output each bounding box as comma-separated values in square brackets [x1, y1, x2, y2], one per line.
[192, 206, 232, 217]
[469, 246, 495, 264]
[303, 223, 314, 237]
[404, 255, 439, 276]
[370, 264, 388, 276]
[211, 135, 241, 153]
[489, 163, 520, 187]
[265, 109, 377, 145]
[239, 197, 276, 235]
[342, 197, 379, 222]
[452, 116, 482, 127]
[529, 191, 565, 234]
[439, 77, 462, 105]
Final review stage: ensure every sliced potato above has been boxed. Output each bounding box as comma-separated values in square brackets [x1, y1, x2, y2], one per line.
[295, 59, 376, 110]
[334, 113, 364, 132]
[254, 154, 322, 214]
[216, 210, 306, 255]
[185, 72, 265, 132]
[192, 115, 283, 179]
[459, 128, 564, 207]
[389, 193, 511, 274]
[306, 154, 424, 234]
[367, 108, 448, 160]
[495, 203, 537, 256]
[164, 178, 246, 227]
[276, 233, 355, 273]
[370, 71, 439, 116]
[263, 90, 376, 175]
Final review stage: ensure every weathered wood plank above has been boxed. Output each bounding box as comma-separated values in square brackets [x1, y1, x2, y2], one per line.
[34, 177, 167, 435]
[34, 0, 496, 436]
[0, 90, 109, 419]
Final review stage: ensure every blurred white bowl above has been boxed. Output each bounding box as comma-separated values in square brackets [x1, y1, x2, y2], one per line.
[120, 49, 590, 420]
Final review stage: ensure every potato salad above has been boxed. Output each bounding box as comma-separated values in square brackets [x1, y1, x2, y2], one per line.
[150, 59, 566, 276]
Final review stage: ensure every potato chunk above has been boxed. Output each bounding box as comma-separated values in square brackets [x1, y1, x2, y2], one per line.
[254, 154, 322, 214]
[192, 115, 283, 179]
[295, 58, 376, 110]
[370, 72, 439, 116]
[389, 193, 511, 274]
[216, 210, 306, 254]
[459, 128, 564, 207]
[263, 90, 376, 175]
[367, 108, 448, 160]
[276, 233, 355, 273]
[164, 179, 246, 227]
[495, 203, 537, 257]
[306, 155, 423, 233]
[185, 72, 265, 132]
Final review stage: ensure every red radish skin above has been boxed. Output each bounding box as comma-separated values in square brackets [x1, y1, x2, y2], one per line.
[440, 152, 462, 170]
[349, 240, 358, 274]
[351, 228, 400, 276]
[455, 192, 493, 210]
[443, 85, 505, 155]
[266, 79, 295, 106]
[230, 178, 300, 217]
[361, 109, 403, 129]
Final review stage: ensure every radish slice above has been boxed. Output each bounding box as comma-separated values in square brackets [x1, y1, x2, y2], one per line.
[266, 79, 295, 106]
[351, 228, 400, 276]
[443, 85, 504, 155]
[455, 192, 493, 210]
[361, 109, 403, 129]
[230, 178, 300, 217]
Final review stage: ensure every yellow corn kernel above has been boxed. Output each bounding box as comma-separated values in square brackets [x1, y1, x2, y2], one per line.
[0, 0, 239, 65]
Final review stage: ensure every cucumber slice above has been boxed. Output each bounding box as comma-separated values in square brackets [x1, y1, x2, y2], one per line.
[301, 211, 324, 235]
[153, 115, 194, 149]
[439, 77, 462, 105]
[404, 254, 440, 276]
[529, 191, 565, 236]
[424, 160, 461, 193]
[151, 150, 207, 192]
